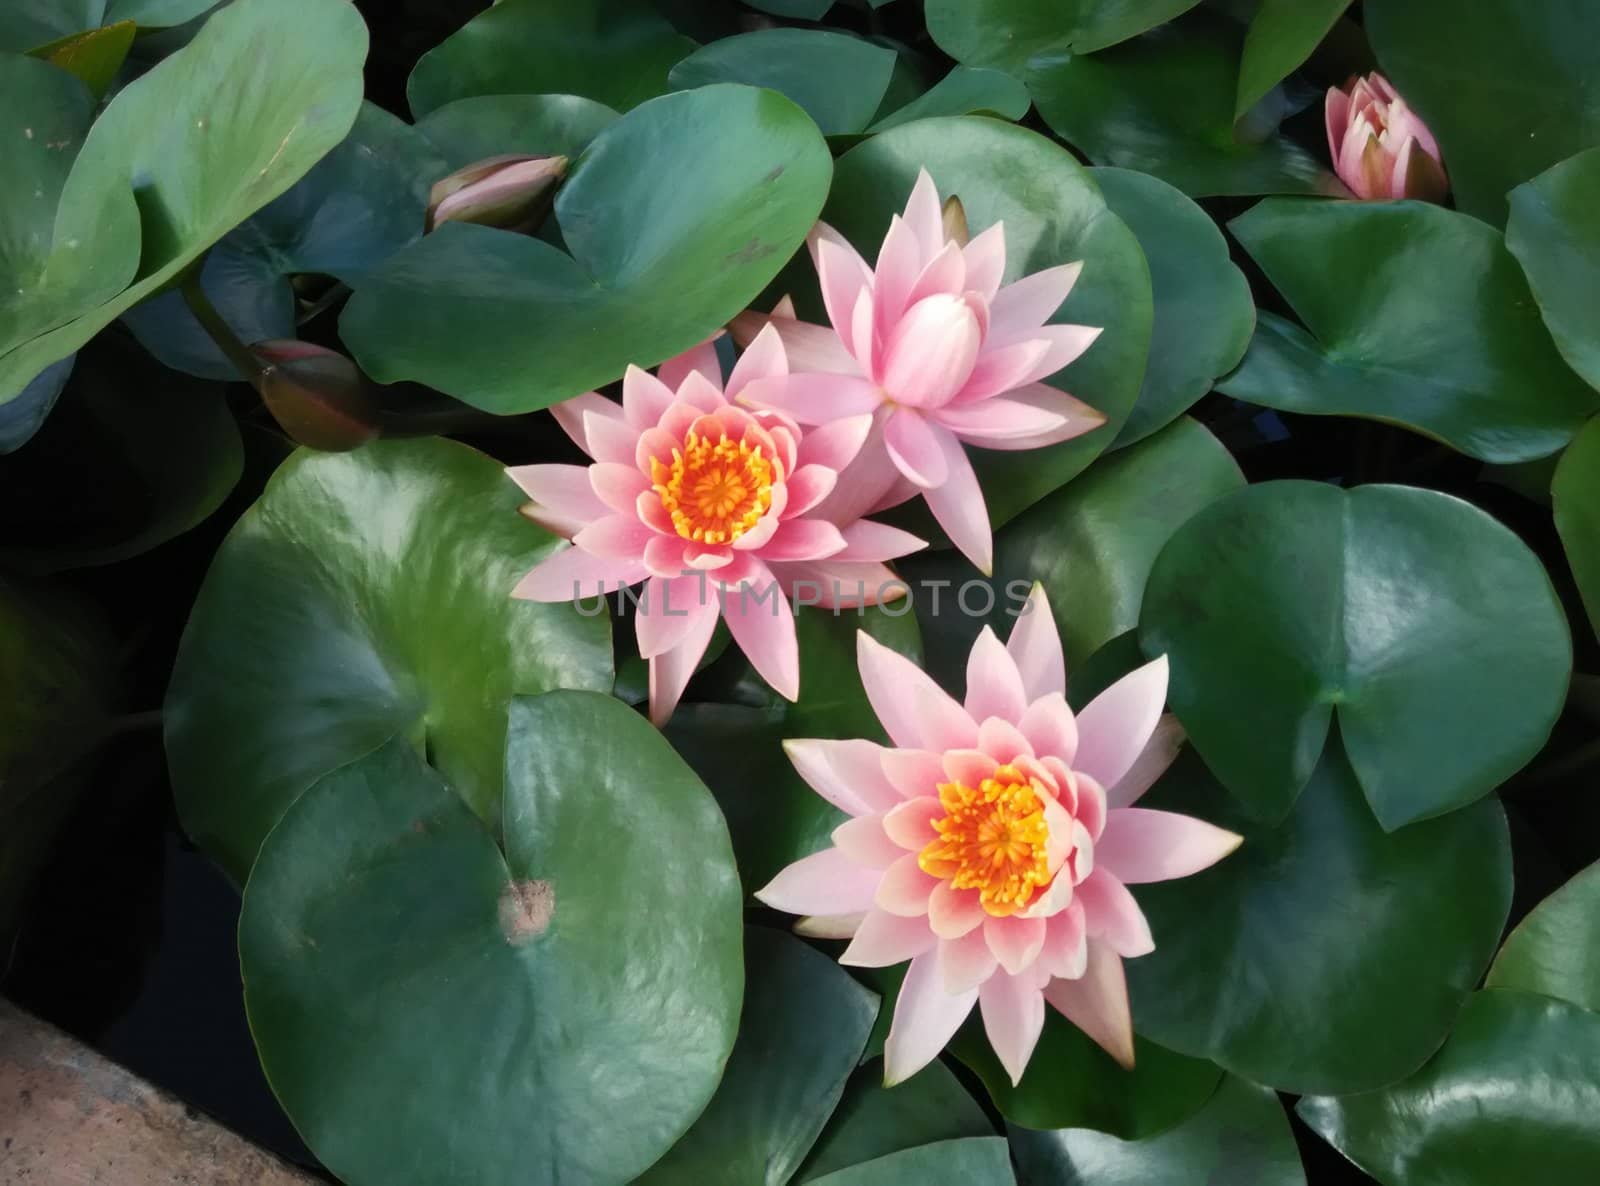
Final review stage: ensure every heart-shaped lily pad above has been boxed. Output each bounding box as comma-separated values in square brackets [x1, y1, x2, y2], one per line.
[1233, 0, 1352, 119]
[869, 67, 1030, 132]
[1506, 148, 1600, 393]
[340, 84, 832, 414]
[926, 0, 1205, 72]
[1220, 199, 1600, 463]
[241, 696, 743, 1186]
[806, 1139, 1016, 1186]
[1486, 860, 1600, 1013]
[1140, 481, 1570, 828]
[166, 437, 613, 883]
[414, 93, 619, 170]
[1554, 417, 1600, 640]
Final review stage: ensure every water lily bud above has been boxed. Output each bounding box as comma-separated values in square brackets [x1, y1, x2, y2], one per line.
[941, 194, 970, 247]
[1326, 72, 1448, 202]
[250, 340, 379, 452]
[426, 154, 568, 233]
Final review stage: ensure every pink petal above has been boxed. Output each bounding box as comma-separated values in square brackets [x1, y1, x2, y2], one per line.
[584, 409, 640, 466]
[719, 564, 799, 702]
[901, 168, 946, 265]
[840, 907, 936, 967]
[506, 463, 608, 526]
[1095, 808, 1241, 885]
[1043, 939, 1135, 1069]
[647, 596, 722, 726]
[816, 235, 876, 364]
[921, 429, 992, 575]
[980, 971, 1047, 1086]
[873, 214, 923, 329]
[736, 309, 861, 375]
[884, 795, 944, 851]
[758, 518, 847, 562]
[883, 409, 950, 489]
[797, 413, 873, 472]
[675, 370, 727, 412]
[978, 715, 1032, 764]
[962, 222, 1006, 302]
[784, 738, 902, 817]
[656, 338, 722, 392]
[883, 951, 978, 1086]
[833, 814, 906, 870]
[1012, 324, 1103, 386]
[934, 396, 1067, 442]
[589, 462, 650, 514]
[1073, 655, 1168, 792]
[794, 913, 863, 940]
[572, 514, 653, 561]
[1018, 693, 1077, 765]
[942, 748, 998, 788]
[876, 853, 939, 916]
[757, 847, 882, 916]
[964, 626, 1029, 724]
[835, 519, 927, 562]
[985, 914, 1046, 976]
[1074, 769, 1108, 845]
[905, 239, 968, 306]
[518, 503, 587, 539]
[1075, 869, 1154, 958]
[642, 532, 687, 577]
[780, 464, 837, 518]
[939, 928, 999, 993]
[622, 364, 676, 428]
[1038, 900, 1088, 979]
[928, 881, 986, 939]
[857, 631, 979, 752]
[635, 573, 714, 659]
[955, 339, 1052, 404]
[880, 749, 948, 801]
[880, 294, 984, 407]
[738, 373, 883, 424]
[941, 382, 1106, 451]
[988, 261, 1081, 345]
[725, 321, 787, 400]
[512, 545, 645, 602]
[851, 286, 879, 380]
[549, 390, 623, 456]
[1006, 584, 1065, 701]
[1106, 714, 1186, 808]
[1325, 85, 1352, 161]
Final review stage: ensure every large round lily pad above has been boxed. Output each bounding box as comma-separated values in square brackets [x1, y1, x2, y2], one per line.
[341, 85, 832, 413]
[1507, 149, 1600, 394]
[241, 695, 744, 1186]
[926, 0, 1205, 72]
[1233, 0, 1352, 119]
[414, 93, 619, 170]
[166, 437, 612, 884]
[1486, 860, 1600, 1013]
[1140, 481, 1571, 828]
[805, 1139, 1016, 1186]
[1219, 200, 1599, 463]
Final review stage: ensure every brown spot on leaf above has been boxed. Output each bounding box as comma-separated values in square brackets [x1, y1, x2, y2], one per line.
[727, 238, 776, 266]
[499, 879, 554, 943]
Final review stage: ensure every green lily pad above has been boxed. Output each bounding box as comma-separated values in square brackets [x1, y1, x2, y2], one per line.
[240, 698, 743, 1186]
[1554, 416, 1600, 639]
[669, 30, 895, 136]
[1364, 0, 1600, 226]
[798, 1059, 993, 1181]
[0, 355, 73, 453]
[1298, 990, 1600, 1184]
[165, 437, 612, 884]
[869, 67, 1030, 132]
[1026, 12, 1338, 199]
[1092, 169, 1253, 446]
[415, 93, 619, 170]
[0, 0, 216, 50]
[899, 416, 1244, 691]
[0, 0, 368, 403]
[926, 0, 1205, 72]
[1234, 0, 1351, 118]
[28, 20, 136, 99]
[1008, 1075, 1305, 1186]
[824, 116, 1153, 526]
[806, 1139, 1016, 1186]
[1126, 748, 1512, 1094]
[1220, 200, 1599, 463]
[1486, 860, 1600, 1012]
[340, 85, 832, 414]
[639, 927, 876, 1185]
[406, 0, 695, 118]
[1506, 148, 1600, 393]
[1141, 481, 1570, 828]
[123, 102, 445, 380]
[0, 334, 241, 573]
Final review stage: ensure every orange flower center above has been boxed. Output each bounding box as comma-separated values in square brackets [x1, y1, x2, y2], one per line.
[650, 429, 775, 545]
[918, 765, 1052, 917]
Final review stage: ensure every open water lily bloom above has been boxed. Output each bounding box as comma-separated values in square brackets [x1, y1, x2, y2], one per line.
[507, 327, 926, 726]
[736, 169, 1106, 575]
[756, 586, 1242, 1086]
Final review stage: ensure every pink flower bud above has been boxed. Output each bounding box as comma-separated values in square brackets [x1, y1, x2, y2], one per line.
[1326, 72, 1448, 202]
[425, 154, 568, 233]
[250, 340, 379, 453]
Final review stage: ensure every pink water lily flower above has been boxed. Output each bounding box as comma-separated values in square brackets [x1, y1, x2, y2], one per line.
[1326, 72, 1448, 202]
[735, 169, 1106, 575]
[509, 327, 926, 726]
[756, 586, 1242, 1086]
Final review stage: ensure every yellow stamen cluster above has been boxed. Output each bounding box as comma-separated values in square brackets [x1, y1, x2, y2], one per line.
[650, 428, 775, 544]
[918, 765, 1052, 917]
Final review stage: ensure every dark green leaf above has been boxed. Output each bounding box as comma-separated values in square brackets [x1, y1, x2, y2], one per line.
[27, 20, 135, 99]
[166, 438, 613, 883]
[0, 355, 72, 454]
[341, 86, 832, 413]
[926, 0, 1205, 72]
[869, 67, 1030, 132]
[1487, 860, 1600, 1012]
[1141, 481, 1570, 826]
[415, 93, 619, 171]
[1234, 0, 1351, 119]
[805, 1138, 1016, 1186]
[1506, 148, 1600, 393]
[0, 0, 214, 50]
[1554, 417, 1600, 639]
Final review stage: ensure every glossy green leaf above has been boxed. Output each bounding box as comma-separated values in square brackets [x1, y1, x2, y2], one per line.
[1009, 1075, 1305, 1186]
[639, 927, 876, 1185]
[28, 20, 135, 99]
[869, 67, 1030, 132]
[1365, 0, 1600, 226]
[0, 0, 214, 50]
[899, 417, 1244, 693]
[1092, 169, 1253, 446]
[805, 1138, 1016, 1186]
[665, 606, 919, 892]
[1221, 200, 1599, 462]
[743, 0, 834, 17]
[1486, 860, 1600, 1012]
[1299, 990, 1600, 1184]
[166, 438, 613, 884]
[414, 93, 619, 171]
[407, 0, 694, 118]
[123, 103, 445, 380]
[341, 85, 832, 414]
[669, 30, 895, 136]
[798, 1059, 993, 1181]
[1554, 417, 1600, 639]
[1027, 13, 1337, 199]
[825, 117, 1152, 525]
[1506, 148, 1600, 393]
[0, 0, 368, 403]
[926, 0, 1205, 72]
[241, 701, 743, 1186]
[1234, 0, 1351, 118]
[0, 355, 72, 454]
[0, 335, 241, 573]
[1141, 481, 1570, 827]
[953, 1017, 1221, 1137]
[1126, 748, 1512, 1094]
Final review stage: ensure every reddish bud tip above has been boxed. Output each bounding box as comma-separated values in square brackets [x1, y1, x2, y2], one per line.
[250, 340, 380, 453]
